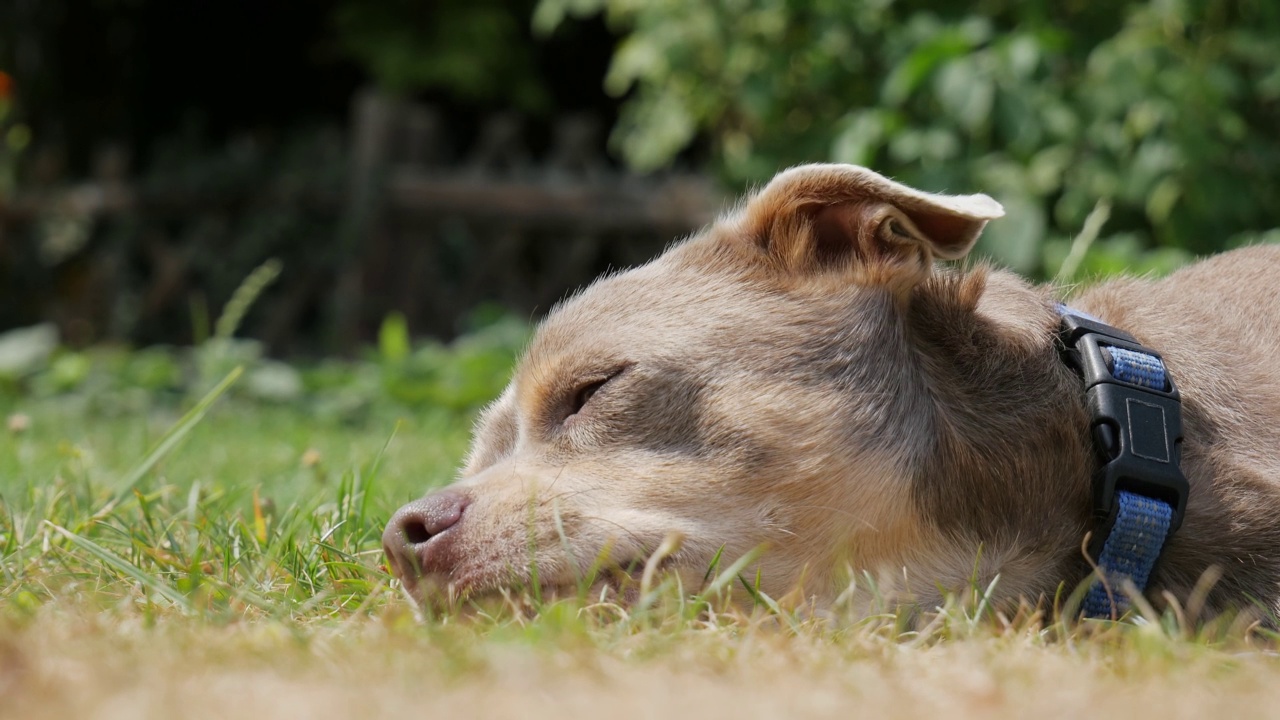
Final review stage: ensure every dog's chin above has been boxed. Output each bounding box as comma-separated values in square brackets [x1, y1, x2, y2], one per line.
[397, 557, 679, 613]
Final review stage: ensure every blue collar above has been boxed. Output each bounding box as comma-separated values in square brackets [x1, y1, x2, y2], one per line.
[1057, 305, 1189, 619]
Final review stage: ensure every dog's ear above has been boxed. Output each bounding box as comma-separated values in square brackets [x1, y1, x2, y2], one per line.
[735, 163, 1003, 284]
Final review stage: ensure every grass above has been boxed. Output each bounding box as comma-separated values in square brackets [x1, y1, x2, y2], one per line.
[4, 368, 1280, 718]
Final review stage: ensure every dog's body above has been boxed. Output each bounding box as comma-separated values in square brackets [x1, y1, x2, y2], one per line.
[384, 164, 1280, 617]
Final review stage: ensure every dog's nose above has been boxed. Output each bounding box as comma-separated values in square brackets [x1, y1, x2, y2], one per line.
[382, 490, 470, 581]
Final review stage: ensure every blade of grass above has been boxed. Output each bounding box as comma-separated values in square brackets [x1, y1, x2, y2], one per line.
[736, 574, 802, 633]
[215, 259, 282, 340]
[252, 487, 268, 543]
[47, 522, 193, 613]
[705, 544, 766, 597]
[1056, 199, 1111, 283]
[90, 366, 243, 523]
[702, 545, 725, 584]
[969, 574, 1002, 630]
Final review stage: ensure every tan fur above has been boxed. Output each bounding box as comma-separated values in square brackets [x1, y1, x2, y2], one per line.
[384, 163, 1280, 617]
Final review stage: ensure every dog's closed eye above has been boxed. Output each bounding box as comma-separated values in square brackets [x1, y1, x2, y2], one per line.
[565, 366, 628, 423]
[570, 379, 607, 415]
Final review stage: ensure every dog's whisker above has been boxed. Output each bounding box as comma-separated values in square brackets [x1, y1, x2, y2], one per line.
[540, 464, 570, 501]
[575, 515, 649, 554]
[784, 504, 880, 532]
[539, 487, 601, 507]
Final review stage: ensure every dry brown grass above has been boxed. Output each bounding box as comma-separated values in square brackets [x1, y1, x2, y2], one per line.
[3, 602, 1279, 720]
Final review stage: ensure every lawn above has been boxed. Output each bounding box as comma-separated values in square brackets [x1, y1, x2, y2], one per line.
[3, 328, 1280, 719]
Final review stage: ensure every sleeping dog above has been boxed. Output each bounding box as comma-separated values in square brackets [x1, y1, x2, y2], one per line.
[383, 163, 1280, 619]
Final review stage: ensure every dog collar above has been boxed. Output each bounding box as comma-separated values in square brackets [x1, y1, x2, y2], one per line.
[1057, 305, 1189, 619]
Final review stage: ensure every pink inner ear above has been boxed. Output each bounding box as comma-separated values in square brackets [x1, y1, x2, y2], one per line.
[810, 203, 875, 266]
[907, 208, 982, 257]
[808, 199, 984, 265]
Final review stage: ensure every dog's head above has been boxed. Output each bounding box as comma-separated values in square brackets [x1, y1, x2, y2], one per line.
[383, 164, 1008, 606]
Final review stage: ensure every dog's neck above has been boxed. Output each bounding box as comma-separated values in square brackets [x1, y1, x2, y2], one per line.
[892, 266, 1093, 607]
[898, 265, 1277, 618]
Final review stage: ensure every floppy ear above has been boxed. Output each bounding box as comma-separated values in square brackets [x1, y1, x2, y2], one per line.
[735, 163, 1003, 283]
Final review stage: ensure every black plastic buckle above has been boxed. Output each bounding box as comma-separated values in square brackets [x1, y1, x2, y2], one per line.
[1059, 313, 1188, 550]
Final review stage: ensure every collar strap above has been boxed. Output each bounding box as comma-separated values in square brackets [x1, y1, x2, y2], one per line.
[1057, 305, 1189, 618]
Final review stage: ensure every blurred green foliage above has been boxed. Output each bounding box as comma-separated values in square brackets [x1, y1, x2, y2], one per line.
[0, 310, 527, 425]
[334, 0, 548, 111]
[537, 0, 1280, 279]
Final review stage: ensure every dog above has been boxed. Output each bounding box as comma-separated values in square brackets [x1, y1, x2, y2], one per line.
[383, 163, 1280, 618]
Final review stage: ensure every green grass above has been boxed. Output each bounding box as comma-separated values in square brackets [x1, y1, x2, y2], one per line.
[1, 380, 471, 621]
[3, 364, 1280, 718]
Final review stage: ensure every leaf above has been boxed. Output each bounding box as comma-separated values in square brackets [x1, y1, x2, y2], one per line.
[613, 90, 697, 172]
[0, 324, 58, 378]
[1145, 178, 1181, 225]
[378, 313, 411, 365]
[831, 111, 886, 166]
[246, 361, 304, 402]
[935, 57, 994, 132]
[882, 28, 978, 107]
[253, 488, 268, 544]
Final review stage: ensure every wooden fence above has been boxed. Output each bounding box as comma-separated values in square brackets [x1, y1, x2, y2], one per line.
[0, 89, 723, 353]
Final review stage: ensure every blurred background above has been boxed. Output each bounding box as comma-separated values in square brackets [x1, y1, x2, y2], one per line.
[1, 0, 1279, 413]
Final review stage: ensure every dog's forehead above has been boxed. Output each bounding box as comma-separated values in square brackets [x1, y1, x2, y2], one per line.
[525, 253, 747, 365]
